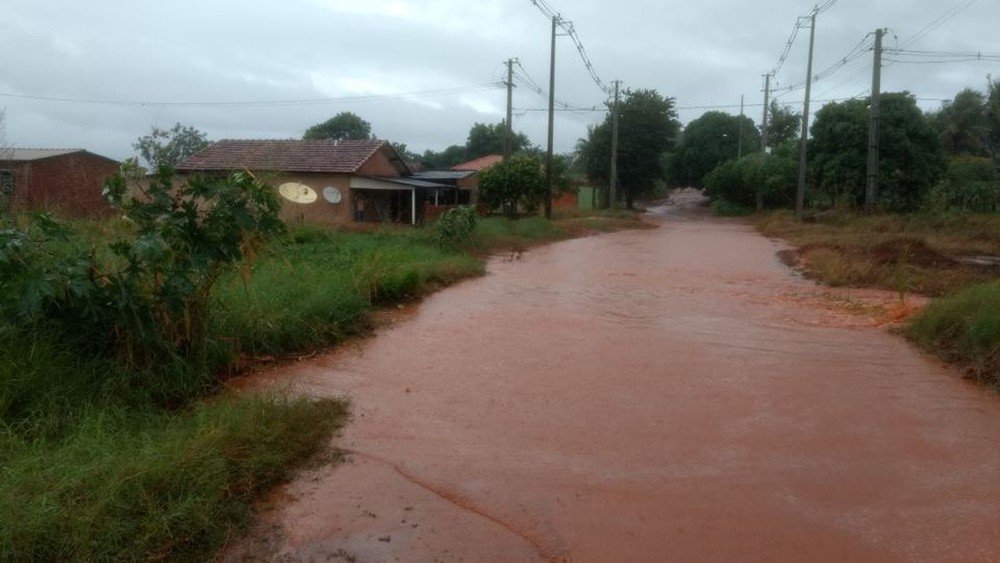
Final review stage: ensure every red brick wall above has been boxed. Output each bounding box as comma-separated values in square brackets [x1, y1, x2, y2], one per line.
[6, 152, 119, 218]
[357, 147, 404, 177]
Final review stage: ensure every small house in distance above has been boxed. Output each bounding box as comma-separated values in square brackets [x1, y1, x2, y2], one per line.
[176, 139, 462, 226]
[0, 149, 120, 217]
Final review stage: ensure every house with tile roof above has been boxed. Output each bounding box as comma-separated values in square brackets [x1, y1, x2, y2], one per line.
[0, 149, 120, 217]
[176, 139, 468, 226]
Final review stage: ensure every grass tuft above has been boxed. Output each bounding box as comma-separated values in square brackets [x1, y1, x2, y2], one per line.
[907, 280, 1000, 387]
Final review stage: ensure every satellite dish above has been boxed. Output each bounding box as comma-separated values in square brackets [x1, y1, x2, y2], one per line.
[278, 182, 318, 204]
[323, 186, 343, 204]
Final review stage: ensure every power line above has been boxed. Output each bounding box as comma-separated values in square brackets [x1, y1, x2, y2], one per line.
[0, 83, 505, 108]
[899, 0, 975, 49]
[526, 0, 611, 94]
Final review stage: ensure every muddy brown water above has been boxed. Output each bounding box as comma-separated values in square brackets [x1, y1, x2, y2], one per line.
[229, 191, 1000, 562]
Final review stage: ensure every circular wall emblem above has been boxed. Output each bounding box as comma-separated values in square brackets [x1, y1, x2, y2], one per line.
[278, 182, 318, 204]
[323, 186, 343, 204]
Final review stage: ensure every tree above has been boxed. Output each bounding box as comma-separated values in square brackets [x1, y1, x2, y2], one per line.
[765, 102, 801, 152]
[133, 123, 210, 170]
[420, 145, 468, 170]
[466, 122, 531, 160]
[577, 89, 681, 208]
[303, 112, 372, 141]
[477, 154, 546, 218]
[935, 88, 990, 157]
[670, 111, 760, 188]
[810, 92, 943, 211]
[391, 142, 420, 162]
[986, 76, 1000, 162]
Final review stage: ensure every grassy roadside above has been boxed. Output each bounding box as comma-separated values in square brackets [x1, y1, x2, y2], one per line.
[757, 210, 999, 385]
[907, 280, 1000, 387]
[1, 209, 645, 559]
[758, 210, 999, 296]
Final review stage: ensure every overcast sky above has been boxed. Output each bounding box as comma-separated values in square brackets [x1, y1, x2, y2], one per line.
[2, 0, 998, 161]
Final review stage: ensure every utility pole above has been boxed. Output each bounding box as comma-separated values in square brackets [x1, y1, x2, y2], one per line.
[504, 58, 516, 160]
[865, 29, 885, 214]
[737, 94, 745, 159]
[544, 15, 558, 220]
[759, 73, 772, 211]
[795, 9, 818, 221]
[609, 79, 621, 210]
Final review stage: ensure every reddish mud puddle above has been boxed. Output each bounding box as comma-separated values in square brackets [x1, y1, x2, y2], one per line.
[227, 191, 1000, 562]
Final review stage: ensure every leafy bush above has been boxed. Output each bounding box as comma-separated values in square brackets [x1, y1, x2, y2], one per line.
[704, 152, 796, 209]
[478, 154, 546, 217]
[710, 199, 752, 217]
[0, 165, 284, 376]
[925, 156, 1000, 213]
[434, 205, 478, 248]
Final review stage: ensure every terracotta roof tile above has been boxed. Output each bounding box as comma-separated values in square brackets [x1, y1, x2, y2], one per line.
[176, 139, 388, 174]
[451, 154, 503, 172]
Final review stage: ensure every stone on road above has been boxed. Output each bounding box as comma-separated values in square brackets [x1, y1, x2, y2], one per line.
[232, 193, 1000, 562]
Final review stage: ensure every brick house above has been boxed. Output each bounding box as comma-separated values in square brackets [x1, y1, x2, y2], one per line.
[176, 139, 461, 226]
[0, 149, 120, 217]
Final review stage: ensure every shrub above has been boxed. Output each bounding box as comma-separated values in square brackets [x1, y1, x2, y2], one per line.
[478, 155, 546, 217]
[704, 152, 796, 209]
[0, 164, 284, 377]
[924, 156, 1000, 213]
[434, 205, 478, 248]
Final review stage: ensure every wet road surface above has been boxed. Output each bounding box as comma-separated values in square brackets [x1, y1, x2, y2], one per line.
[231, 192, 1000, 562]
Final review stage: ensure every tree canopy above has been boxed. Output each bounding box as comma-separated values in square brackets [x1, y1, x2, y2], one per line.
[670, 111, 760, 188]
[466, 122, 531, 160]
[303, 112, 373, 141]
[934, 88, 991, 157]
[133, 123, 211, 170]
[577, 89, 681, 207]
[810, 92, 943, 211]
[765, 102, 801, 152]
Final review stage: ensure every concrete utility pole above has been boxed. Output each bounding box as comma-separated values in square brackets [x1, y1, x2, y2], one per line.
[759, 73, 772, 211]
[544, 15, 558, 220]
[795, 9, 818, 221]
[865, 29, 885, 214]
[609, 79, 621, 210]
[504, 58, 516, 160]
[737, 94, 745, 159]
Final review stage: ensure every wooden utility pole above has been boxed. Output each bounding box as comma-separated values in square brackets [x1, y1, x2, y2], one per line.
[504, 58, 516, 160]
[544, 15, 558, 220]
[758, 73, 772, 211]
[865, 29, 885, 214]
[795, 10, 818, 221]
[737, 94, 745, 159]
[609, 79, 621, 210]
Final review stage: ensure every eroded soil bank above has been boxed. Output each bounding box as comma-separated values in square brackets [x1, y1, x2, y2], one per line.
[229, 191, 1000, 562]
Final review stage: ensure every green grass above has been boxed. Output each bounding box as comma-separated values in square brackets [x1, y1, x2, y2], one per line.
[212, 226, 483, 361]
[907, 280, 1000, 387]
[1, 394, 346, 561]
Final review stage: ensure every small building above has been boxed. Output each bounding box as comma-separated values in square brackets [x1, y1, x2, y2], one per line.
[0, 149, 120, 217]
[176, 139, 462, 226]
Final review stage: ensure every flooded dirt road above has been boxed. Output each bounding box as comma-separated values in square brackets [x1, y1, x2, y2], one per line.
[233, 192, 1000, 562]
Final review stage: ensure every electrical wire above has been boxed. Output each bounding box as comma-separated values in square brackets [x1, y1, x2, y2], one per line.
[526, 0, 612, 94]
[899, 0, 976, 49]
